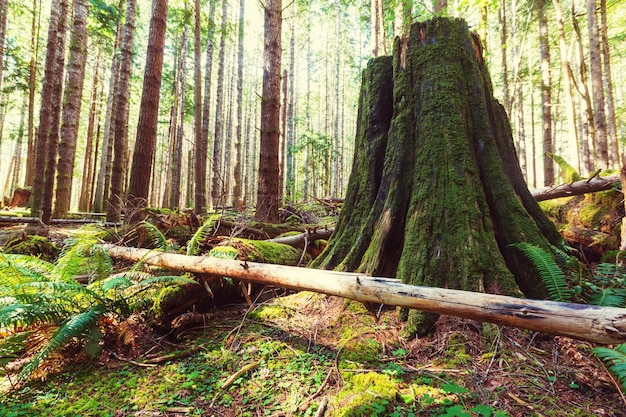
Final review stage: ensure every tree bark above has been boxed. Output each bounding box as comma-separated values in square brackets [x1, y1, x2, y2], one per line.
[101, 243, 626, 345]
[127, 0, 168, 222]
[193, 0, 205, 215]
[538, 0, 554, 186]
[41, 0, 69, 226]
[54, 0, 89, 219]
[211, 0, 229, 208]
[587, 0, 608, 169]
[232, 0, 245, 206]
[312, 18, 562, 337]
[254, 0, 282, 222]
[107, 0, 136, 222]
[31, 0, 62, 219]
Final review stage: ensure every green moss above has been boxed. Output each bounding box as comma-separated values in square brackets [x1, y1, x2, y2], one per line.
[1, 234, 60, 261]
[208, 245, 239, 259]
[334, 372, 398, 417]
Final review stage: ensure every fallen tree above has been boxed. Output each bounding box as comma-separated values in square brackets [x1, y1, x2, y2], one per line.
[531, 175, 620, 202]
[102, 243, 626, 345]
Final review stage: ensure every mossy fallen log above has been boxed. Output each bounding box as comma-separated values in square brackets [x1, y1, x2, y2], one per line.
[102, 244, 626, 345]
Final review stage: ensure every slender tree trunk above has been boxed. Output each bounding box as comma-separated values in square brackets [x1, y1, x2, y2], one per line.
[394, 0, 411, 38]
[0, 0, 8, 163]
[498, 1, 510, 114]
[201, 1, 216, 210]
[31, 0, 61, 219]
[54, 0, 89, 218]
[107, 0, 136, 222]
[332, 1, 341, 198]
[79, 55, 100, 212]
[280, 69, 288, 202]
[552, 0, 579, 173]
[538, 0, 554, 186]
[586, 0, 608, 168]
[212, 0, 229, 208]
[572, 3, 595, 174]
[303, 10, 311, 199]
[193, 0, 205, 215]
[41, 0, 68, 225]
[169, 25, 188, 210]
[599, 0, 618, 167]
[232, 0, 245, 207]
[94, 0, 124, 212]
[25, 0, 41, 188]
[254, 0, 281, 222]
[285, 5, 296, 202]
[127, 0, 168, 222]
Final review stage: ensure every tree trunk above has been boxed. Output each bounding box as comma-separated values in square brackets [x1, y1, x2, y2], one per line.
[538, 0, 554, 187]
[586, 0, 608, 169]
[193, 0, 205, 215]
[79, 53, 101, 212]
[127, 0, 168, 222]
[102, 243, 626, 345]
[107, 0, 136, 222]
[41, 0, 69, 226]
[254, 0, 281, 222]
[31, 0, 62, 219]
[0, 0, 7, 164]
[232, 0, 245, 207]
[201, 1, 216, 210]
[24, 0, 40, 188]
[54, 0, 89, 219]
[312, 18, 562, 337]
[211, 0, 229, 208]
[599, 0, 618, 167]
[169, 25, 187, 210]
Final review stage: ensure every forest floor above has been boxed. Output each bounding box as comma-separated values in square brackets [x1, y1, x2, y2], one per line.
[0, 285, 624, 417]
[1, 202, 625, 416]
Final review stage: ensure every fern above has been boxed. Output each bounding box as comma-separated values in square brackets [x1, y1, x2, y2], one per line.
[19, 305, 107, 379]
[510, 242, 570, 302]
[592, 344, 626, 391]
[139, 221, 171, 251]
[186, 215, 219, 256]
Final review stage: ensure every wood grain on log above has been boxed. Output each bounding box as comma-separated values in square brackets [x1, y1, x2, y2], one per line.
[531, 175, 620, 202]
[102, 244, 626, 345]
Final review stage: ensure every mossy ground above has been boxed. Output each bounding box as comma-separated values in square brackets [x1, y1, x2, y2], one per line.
[1, 292, 622, 417]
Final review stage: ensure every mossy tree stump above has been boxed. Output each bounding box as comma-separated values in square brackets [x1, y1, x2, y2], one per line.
[312, 18, 562, 336]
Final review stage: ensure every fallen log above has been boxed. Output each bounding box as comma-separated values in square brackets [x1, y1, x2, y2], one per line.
[0, 216, 120, 227]
[267, 228, 334, 248]
[102, 244, 626, 345]
[531, 175, 620, 202]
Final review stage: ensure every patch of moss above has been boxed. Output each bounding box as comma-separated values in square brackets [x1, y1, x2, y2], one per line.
[1, 234, 60, 261]
[208, 246, 239, 259]
[249, 305, 292, 321]
[334, 372, 398, 417]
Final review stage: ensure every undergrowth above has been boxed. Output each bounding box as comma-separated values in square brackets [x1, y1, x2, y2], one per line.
[513, 242, 626, 392]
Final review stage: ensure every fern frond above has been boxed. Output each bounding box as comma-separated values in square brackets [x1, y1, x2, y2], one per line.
[91, 276, 133, 293]
[139, 221, 170, 251]
[588, 289, 626, 307]
[511, 243, 570, 302]
[88, 245, 113, 282]
[19, 305, 107, 379]
[593, 344, 626, 391]
[0, 302, 71, 329]
[186, 215, 219, 256]
[0, 254, 55, 287]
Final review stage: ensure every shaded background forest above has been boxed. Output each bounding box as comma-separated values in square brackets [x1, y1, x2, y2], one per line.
[0, 0, 625, 218]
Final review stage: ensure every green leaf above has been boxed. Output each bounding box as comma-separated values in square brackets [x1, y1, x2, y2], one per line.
[510, 243, 569, 302]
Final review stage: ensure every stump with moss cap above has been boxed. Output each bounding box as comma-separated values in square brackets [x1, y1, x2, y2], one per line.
[312, 17, 563, 337]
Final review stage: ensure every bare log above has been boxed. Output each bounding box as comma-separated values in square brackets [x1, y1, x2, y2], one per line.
[0, 216, 120, 226]
[267, 228, 334, 248]
[102, 244, 626, 345]
[531, 175, 620, 202]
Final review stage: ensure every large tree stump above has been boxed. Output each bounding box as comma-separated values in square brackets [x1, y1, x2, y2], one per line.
[312, 18, 562, 336]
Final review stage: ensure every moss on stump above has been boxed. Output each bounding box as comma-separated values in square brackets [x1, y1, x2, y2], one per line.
[313, 17, 562, 337]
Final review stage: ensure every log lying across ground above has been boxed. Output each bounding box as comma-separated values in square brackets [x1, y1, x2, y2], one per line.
[531, 175, 620, 202]
[102, 244, 626, 345]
